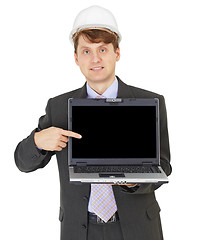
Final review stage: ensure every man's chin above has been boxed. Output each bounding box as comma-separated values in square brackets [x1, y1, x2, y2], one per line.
[87, 72, 111, 83]
[87, 76, 107, 83]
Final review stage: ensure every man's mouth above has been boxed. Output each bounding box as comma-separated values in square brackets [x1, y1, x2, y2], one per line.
[90, 67, 104, 71]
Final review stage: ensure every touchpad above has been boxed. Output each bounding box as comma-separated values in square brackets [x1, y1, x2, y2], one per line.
[99, 173, 125, 178]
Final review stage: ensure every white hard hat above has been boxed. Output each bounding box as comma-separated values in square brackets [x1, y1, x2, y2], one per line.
[69, 5, 121, 44]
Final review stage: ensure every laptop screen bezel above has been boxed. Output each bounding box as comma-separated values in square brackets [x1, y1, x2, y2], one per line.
[68, 98, 160, 166]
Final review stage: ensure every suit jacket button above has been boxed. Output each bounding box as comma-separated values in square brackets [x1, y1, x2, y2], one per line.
[81, 224, 87, 229]
[83, 196, 89, 201]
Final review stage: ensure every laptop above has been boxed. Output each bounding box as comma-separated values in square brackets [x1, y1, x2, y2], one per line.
[68, 98, 168, 184]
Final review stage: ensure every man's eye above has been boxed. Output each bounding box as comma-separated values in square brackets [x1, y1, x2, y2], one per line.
[84, 50, 89, 54]
[100, 49, 105, 53]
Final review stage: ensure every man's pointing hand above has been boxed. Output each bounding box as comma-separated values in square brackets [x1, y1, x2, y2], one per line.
[34, 126, 82, 151]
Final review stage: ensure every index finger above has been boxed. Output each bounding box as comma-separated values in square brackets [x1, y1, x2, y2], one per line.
[62, 130, 82, 139]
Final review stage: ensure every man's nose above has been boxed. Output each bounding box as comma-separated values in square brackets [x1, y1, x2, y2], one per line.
[92, 52, 101, 63]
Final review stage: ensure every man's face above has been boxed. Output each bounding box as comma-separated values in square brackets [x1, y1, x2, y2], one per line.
[74, 35, 120, 84]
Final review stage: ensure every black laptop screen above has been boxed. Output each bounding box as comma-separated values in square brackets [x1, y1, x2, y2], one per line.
[71, 106, 157, 158]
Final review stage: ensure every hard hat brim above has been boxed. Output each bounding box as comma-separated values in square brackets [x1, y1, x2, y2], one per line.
[69, 24, 122, 45]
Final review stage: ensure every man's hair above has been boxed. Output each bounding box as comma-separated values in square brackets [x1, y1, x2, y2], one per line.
[72, 29, 119, 54]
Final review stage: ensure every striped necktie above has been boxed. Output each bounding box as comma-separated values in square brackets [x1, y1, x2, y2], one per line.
[91, 184, 118, 223]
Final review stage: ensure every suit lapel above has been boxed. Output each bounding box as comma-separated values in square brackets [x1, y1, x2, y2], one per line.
[116, 76, 136, 98]
[77, 82, 87, 98]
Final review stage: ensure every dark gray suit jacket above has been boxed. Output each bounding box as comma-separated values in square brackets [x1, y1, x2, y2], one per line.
[15, 77, 172, 240]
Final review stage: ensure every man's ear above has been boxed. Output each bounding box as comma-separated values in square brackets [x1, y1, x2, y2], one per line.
[116, 47, 120, 62]
[74, 53, 79, 66]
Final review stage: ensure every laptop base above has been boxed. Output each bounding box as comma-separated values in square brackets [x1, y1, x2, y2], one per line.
[69, 166, 168, 184]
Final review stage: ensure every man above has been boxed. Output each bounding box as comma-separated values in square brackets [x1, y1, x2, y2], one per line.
[14, 5, 171, 240]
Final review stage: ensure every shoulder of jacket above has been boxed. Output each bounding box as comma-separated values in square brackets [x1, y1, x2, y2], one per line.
[49, 87, 83, 104]
[117, 76, 164, 99]
[127, 84, 163, 99]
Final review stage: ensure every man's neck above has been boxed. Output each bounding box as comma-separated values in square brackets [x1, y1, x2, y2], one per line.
[86, 76, 115, 95]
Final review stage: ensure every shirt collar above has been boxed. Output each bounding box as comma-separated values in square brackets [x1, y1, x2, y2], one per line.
[86, 77, 118, 99]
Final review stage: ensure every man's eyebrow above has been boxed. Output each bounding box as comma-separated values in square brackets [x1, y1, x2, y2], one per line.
[78, 46, 91, 52]
[80, 46, 90, 49]
[79, 44, 109, 50]
[99, 44, 108, 47]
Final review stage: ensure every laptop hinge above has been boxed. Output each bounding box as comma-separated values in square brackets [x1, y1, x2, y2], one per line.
[76, 162, 87, 166]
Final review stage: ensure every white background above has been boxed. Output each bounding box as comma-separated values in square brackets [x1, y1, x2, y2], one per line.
[0, 0, 197, 239]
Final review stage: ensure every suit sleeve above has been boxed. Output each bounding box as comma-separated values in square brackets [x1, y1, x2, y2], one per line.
[121, 95, 172, 194]
[14, 99, 55, 173]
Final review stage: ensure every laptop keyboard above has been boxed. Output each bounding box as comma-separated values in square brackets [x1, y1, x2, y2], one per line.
[74, 165, 161, 173]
